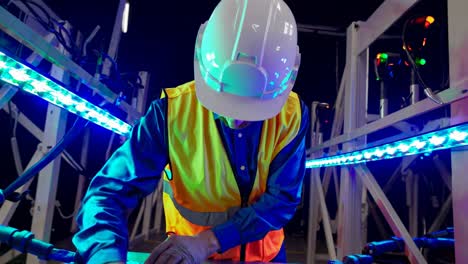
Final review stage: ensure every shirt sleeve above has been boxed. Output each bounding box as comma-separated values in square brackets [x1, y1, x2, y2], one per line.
[212, 100, 310, 252]
[72, 99, 169, 264]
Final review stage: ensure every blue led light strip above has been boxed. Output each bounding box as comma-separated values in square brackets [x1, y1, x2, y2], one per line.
[0, 51, 132, 136]
[306, 123, 468, 168]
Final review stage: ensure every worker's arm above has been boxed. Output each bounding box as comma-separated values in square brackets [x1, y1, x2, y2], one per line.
[211, 100, 310, 252]
[73, 99, 170, 264]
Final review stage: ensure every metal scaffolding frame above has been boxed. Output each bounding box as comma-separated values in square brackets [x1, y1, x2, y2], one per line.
[0, 1, 148, 263]
[307, 0, 467, 263]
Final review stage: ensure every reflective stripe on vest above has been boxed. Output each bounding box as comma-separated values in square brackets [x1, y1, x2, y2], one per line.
[163, 180, 240, 226]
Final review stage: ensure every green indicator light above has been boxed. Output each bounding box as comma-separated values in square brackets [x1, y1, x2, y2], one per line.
[416, 58, 427, 66]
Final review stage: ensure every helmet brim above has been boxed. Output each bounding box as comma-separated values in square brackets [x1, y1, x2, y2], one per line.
[194, 63, 290, 121]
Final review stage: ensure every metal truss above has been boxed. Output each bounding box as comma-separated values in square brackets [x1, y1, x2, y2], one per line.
[306, 0, 467, 263]
[0, 1, 147, 263]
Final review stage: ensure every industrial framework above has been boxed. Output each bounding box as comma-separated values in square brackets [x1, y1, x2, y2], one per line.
[0, 0, 148, 263]
[305, 0, 467, 263]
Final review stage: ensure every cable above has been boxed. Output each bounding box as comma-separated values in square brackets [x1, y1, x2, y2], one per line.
[18, 0, 80, 58]
[401, 17, 444, 105]
[26, 0, 74, 52]
[99, 50, 121, 77]
[62, 150, 85, 172]
[425, 227, 454, 238]
[0, 117, 89, 205]
[7, 103, 25, 175]
[55, 200, 78, 219]
[343, 254, 373, 264]
[26, 196, 79, 219]
[93, 49, 126, 95]
[363, 233, 455, 257]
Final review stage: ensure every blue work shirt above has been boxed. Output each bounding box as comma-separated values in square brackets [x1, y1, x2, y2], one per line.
[73, 96, 309, 263]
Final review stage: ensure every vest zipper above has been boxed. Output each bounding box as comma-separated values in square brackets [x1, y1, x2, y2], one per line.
[214, 119, 257, 262]
[240, 197, 248, 262]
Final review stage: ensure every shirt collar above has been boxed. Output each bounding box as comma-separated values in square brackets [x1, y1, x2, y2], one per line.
[213, 112, 221, 120]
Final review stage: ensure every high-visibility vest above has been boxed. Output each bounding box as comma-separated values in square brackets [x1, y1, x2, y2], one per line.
[161, 81, 302, 262]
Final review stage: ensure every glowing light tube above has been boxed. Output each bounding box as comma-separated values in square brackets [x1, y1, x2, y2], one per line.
[0, 51, 132, 136]
[306, 123, 468, 168]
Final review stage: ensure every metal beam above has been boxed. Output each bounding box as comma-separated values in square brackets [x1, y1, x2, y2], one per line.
[153, 180, 164, 233]
[306, 167, 320, 264]
[306, 108, 321, 264]
[102, 0, 126, 76]
[356, 0, 420, 54]
[406, 170, 419, 237]
[297, 23, 401, 39]
[309, 105, 338, 260]
[336, 23, 367, 258]
[28, 54, 69, 264]
[448, 0, 468, 261]
[355, 165, 427, 264]
[137, 72, 152, 241]
[433, 155, 452, 191]
[0, 85, 18, 109]
[0, 249, 22, 264]
[315, 163, 337, 260]
[427, 194, 452, 234]
[10, 0, 61, 21]
[0, 148, 44, 225]
[70, 127, 89, 233]
[2, 102, 43, 141]
[0, 37, 51, 109]
[309, 85, 468, 154]
[3, 103, 80, 175]
[130, 198, 146, 244]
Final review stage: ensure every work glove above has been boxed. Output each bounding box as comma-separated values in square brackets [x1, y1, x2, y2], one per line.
[144, 230, 220, 264]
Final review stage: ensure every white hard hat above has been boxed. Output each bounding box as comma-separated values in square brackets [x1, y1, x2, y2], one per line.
[194, 0, 301, 121]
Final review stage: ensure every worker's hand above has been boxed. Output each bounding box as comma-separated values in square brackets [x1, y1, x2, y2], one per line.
[144, 230, 220, 264]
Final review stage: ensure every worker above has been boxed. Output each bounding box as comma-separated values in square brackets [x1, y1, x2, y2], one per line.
[73, 0, 310, 263]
